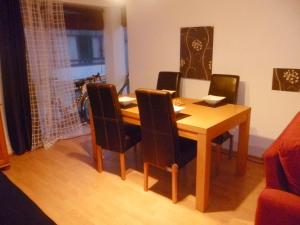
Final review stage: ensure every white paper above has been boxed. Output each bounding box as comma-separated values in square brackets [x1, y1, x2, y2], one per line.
[118, 96, 136, 105]
[201, 95, 226, 105]
[162, 89, 176, 94]
[173, 105, 185, 113]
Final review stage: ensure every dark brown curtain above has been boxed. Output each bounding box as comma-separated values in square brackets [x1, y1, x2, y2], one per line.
[63, 3, 104, 30]
[0, 0, 32, 154]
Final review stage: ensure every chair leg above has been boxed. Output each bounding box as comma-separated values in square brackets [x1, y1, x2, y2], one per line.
[96, 145, 103, 172]
[171, 164, 178, 203]
[215, 144, 222, 175]
[144, 162, 149, 191]
[119, 152, 126, 180]
[229, 134, 234, 159]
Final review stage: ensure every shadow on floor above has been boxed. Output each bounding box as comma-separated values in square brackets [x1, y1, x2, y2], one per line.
[68, 134, 265, 212]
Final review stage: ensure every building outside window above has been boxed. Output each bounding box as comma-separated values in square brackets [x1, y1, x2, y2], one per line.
[64, 4, 105, 80]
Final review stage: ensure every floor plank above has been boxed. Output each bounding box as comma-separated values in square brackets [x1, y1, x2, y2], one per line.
[4, 134, 265, 225]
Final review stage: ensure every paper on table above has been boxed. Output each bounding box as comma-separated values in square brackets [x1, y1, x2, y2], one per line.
[118, 96, 136, 105]
[201, 95, 225, 105]
[162, 89, 176, 94]
[173, 105, 185, 113]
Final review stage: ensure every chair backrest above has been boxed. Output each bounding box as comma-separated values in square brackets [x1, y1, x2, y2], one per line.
[135, 88, 178, 168]
[208, 74, 240, 104]
[156, 71, 181, 97]
[87, 83, 125, 152]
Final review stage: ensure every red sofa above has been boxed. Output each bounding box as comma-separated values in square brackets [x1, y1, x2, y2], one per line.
[255, 112, 300, 225]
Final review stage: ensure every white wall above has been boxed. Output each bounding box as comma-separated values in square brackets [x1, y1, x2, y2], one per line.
[103, 7, 128, 90]
[127, 0, 300, 157]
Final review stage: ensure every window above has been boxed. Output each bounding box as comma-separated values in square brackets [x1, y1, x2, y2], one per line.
[67, 29, 105, 66]
[63, 4, 105, 67]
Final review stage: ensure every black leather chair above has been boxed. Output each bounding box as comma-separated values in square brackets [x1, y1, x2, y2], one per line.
[156, 71, 181, 97]
[208, 74, 240, 171]
[135, 88, 196, 203]
[87, 83, 141, 180]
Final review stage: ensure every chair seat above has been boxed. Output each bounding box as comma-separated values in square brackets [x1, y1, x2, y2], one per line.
[124, 123, 141, 150]
[176, 137, 197, 168]
[212, 131, 232, 145]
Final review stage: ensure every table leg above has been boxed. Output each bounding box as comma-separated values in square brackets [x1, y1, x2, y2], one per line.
[195, 133, 211, 212]
[236, 111, 251, 175]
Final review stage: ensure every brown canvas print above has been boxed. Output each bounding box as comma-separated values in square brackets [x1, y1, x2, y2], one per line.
[273, 68, 300, 92]
[180, 26, 213, 80]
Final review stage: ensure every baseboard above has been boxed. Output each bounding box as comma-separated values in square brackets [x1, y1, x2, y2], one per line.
[217, 147, 263, 164]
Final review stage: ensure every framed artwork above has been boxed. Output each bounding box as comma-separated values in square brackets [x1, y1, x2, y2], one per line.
[273, 68, 300, 92]
[180, 26, 214, 80]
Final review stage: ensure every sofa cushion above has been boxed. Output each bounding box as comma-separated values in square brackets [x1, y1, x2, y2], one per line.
[278, 117, 300, 196]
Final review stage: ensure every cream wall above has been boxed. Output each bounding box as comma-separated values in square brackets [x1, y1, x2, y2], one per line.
[126, 0, 300, 157]
[103, 7, 128, 90]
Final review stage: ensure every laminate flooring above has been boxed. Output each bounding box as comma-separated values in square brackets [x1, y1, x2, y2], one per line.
[4, 134, 265, 225]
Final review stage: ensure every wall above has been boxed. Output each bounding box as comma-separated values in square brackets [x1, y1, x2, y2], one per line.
[126, 0, 300, 157]
[103, 7, 128, 90]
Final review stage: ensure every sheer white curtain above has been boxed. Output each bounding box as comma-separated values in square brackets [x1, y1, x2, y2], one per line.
[21, 0, 83, 149]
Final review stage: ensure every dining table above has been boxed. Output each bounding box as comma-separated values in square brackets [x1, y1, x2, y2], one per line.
[90, 96, 251, 212]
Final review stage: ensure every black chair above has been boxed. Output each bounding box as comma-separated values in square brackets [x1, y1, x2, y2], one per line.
[208, 74, 240, 171]
[156, 71, 181, 97]
[87, 83, 141, 180]
[135, 88, 196, 203]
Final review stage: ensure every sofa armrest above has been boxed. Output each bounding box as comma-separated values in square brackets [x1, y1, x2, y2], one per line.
[264, 111, 300, 190]
[264, 144, 288, 190]
[255, 188, 300, 225]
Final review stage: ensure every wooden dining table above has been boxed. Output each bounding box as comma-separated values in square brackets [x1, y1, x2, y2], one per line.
[90, 96, 251, 212]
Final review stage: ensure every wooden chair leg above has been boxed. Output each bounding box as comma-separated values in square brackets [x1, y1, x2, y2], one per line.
[215, 144, 222, 175]
[172, 164, 178, 203]
[229, 134, 234, 159]
[144, 162, 149, 191]
[96, 145, 103, 172]
[120, 152, 126, 180]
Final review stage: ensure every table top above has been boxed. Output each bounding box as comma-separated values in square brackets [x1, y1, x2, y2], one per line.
[121, 97, 251, 139]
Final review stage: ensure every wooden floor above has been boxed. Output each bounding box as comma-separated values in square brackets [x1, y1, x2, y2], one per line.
[4, 134, 265, 225]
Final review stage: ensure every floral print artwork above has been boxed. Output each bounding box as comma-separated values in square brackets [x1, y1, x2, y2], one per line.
[180, 27, 213, 80]
[273, 68, 300, 92]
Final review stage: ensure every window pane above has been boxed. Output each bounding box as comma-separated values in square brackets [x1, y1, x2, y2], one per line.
[92, 37, 100, 59]
[67, 36, 79, 61]
[77, 35, 93, 64]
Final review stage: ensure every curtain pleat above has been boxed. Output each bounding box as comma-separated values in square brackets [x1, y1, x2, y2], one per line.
[0, 0, 32, 154]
